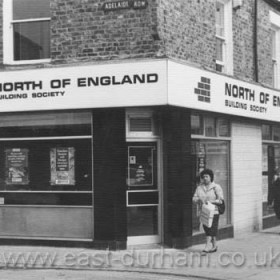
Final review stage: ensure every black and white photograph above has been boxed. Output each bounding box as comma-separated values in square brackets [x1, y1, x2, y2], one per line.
[0, 0, 280, 279]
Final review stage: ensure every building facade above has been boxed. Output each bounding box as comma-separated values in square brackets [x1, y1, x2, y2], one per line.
[0, 0, 279, 249]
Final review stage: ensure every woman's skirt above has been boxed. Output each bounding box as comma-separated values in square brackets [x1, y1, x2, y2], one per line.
[203, 214, 219, 236]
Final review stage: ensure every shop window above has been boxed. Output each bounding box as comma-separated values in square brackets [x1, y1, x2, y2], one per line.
[262, 144, 280, 217]
[191, 114, 203, 135]
[191, 114, 230, 137]
[273, 126, 280, 141]
[191, 141, 230, 232]
[0, 112, 91, 138]
[262, 124, 272, 141]
[191, 113, 231, 233]
[215, 0, 233, 75]
[261, 124, 280, 141]
[270, 11, 280, 89]
[3, 0, 51, 64]
[262, 122, 280, 217]
[0, 112, 92, 206]
[217, 118, 230, 137]
[205, 117, 216, 137]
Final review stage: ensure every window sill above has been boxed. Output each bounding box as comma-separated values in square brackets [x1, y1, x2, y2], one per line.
[3, 59, 51, 66]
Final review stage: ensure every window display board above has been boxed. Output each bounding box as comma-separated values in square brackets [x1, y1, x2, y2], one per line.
[128, 146, 154, 187]
[50, 147, 75, 185]
[5, 148, 29, 185]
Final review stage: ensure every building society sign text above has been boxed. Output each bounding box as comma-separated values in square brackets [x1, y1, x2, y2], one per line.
[0, 73, 158, 100]
[224, 83, 280, 113]
[168, 60, 280, 122]
[0, 61, 167, 112]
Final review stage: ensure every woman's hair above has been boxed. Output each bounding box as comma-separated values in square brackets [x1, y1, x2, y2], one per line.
[200, 169, 214, 182]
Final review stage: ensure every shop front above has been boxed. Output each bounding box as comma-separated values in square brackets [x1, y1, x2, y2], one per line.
[0, 59, 279, 248]
[0, 60, 167, 248]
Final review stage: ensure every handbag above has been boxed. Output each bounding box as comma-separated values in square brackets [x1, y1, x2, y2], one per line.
[214, 186, 225, 215]
[216, 199, 225, 215]
[200, 202, 215, 227]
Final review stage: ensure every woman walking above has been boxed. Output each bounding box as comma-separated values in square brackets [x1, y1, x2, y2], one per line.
[193, 169, 224, 253]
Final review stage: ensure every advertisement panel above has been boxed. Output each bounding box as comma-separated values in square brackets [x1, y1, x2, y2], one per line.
[5, 148, 29, 185]
[50, 147, 75, 185]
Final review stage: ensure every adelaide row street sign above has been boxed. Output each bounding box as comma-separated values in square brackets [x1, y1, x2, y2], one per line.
[102, 0, 148, 12]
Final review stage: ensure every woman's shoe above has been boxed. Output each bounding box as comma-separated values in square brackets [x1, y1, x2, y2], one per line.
[209, 246, 218, 253]
[201, 249, 210, 255]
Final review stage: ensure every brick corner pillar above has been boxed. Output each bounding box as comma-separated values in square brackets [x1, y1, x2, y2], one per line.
[162, 106, 193, 248]
[92, 108, 127, 250]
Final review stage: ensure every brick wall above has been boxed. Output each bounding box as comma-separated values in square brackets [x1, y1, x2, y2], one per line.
[0, 0, 279, 88]
[258, 0, 276, 87]
[232, 0, 255, 82]
[157, 0, 278, 87]
[50, 0, 161, 63]
[232, 0, 277, 86]
[157, 0, 216, 70]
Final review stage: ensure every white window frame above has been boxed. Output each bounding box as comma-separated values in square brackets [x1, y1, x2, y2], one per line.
[215, 0, 233, 75]
[270, 11, 280, 89]
[3, 0, 51, 65]
[191, 113, 231, 139]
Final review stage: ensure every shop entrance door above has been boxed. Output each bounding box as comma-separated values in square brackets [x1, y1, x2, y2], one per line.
[126, 142, 160, 245]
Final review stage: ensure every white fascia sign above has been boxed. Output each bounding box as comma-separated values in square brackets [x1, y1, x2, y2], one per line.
[0, 60, 168, 112]
[1, 59, 280, 123]
[168, 60, 280, 122]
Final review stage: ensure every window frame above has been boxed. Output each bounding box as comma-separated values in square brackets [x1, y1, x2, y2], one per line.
[3, 0, 51, 65]
[191, 113, 231, 139]
[261, 123, 280, 142]
[270, 11, 280, 89]
[126, 109, 160, 139]
[0, 110, 93, 195]
[215, 0, 233, 75]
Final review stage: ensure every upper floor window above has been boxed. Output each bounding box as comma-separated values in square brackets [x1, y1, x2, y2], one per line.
[3, 0, 51, 64]
[215, 0, 233, 75]
[270, 11, 280, 89]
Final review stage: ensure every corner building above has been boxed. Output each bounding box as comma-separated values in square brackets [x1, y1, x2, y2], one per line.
[0, 0, 279, 249]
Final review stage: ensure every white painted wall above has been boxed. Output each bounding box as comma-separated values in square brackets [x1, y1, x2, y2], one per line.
[231, 121, 263, 237]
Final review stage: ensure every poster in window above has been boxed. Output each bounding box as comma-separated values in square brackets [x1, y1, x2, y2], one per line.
[50, 147, 75, 185]
[197, 143, 206, 173]
[5, 148, 29, 185]
[128, 146, 154, 186]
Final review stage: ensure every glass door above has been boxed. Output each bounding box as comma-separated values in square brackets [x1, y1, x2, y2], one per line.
[126, 142, 160, 245]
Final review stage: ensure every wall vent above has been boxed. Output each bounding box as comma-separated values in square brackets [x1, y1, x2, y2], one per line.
[129, 118, 152, 132]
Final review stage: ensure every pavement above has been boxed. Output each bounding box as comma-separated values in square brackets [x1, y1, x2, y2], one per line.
[0, 225, 280, 279]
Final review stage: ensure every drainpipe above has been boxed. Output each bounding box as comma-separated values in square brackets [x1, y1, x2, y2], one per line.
[254, 0, 259, 82]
